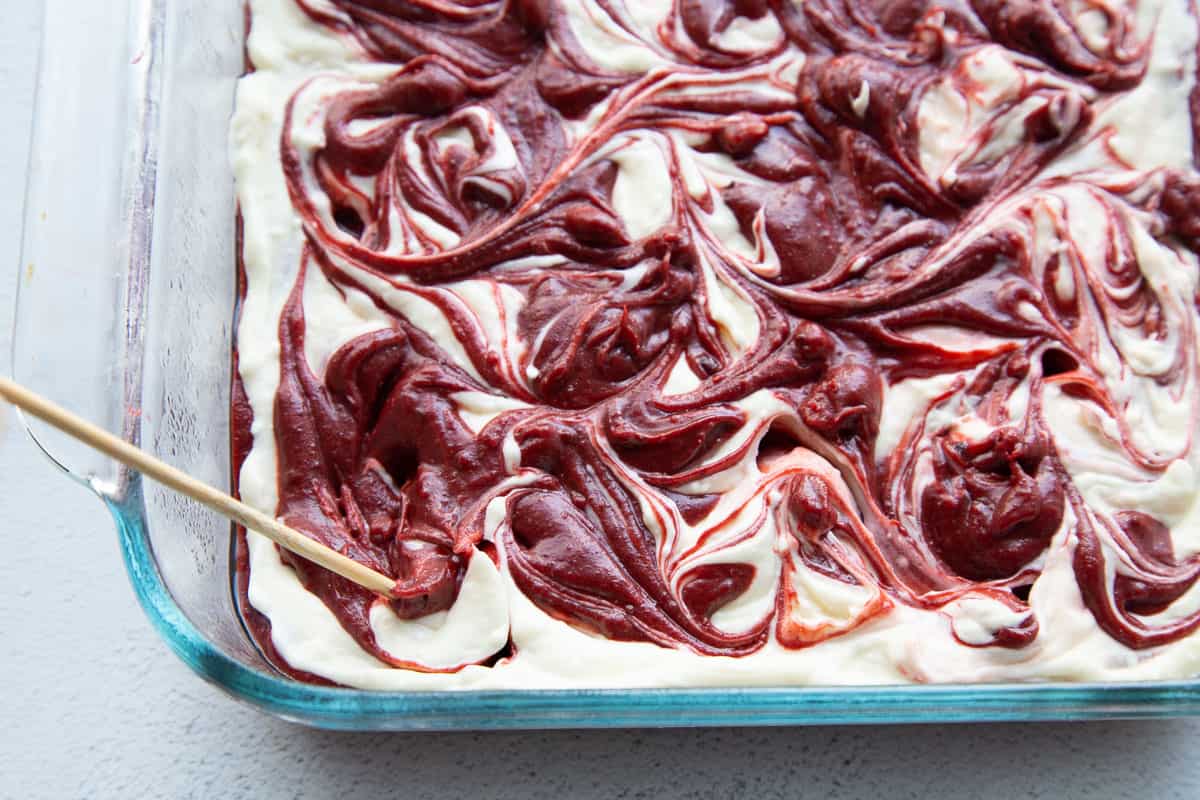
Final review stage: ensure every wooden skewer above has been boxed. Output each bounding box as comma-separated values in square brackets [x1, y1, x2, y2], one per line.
[0, 375, 398, 598]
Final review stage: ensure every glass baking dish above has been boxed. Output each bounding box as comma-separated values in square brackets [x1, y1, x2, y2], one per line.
[11, 0, 1200, 730]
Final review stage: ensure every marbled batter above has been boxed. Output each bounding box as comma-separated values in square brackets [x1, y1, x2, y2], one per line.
[231, 0, 1200, 689]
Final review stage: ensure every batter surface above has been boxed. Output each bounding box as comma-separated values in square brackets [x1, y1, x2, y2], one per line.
[232, 0, 1200, 688]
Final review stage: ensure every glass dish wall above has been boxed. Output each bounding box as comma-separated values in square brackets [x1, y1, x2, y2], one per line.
[11, 0, 1200, 729]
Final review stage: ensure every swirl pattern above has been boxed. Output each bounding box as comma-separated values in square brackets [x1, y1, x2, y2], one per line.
[233, 0, 1200, 686]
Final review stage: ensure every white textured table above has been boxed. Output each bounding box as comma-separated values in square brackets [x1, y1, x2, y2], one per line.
[2, 4, 1199, 798]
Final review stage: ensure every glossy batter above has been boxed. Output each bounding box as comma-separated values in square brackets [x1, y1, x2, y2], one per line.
[232, 0, 1200, 688]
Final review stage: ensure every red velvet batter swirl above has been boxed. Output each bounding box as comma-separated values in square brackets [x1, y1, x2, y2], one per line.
[238, 0, 1200, 678]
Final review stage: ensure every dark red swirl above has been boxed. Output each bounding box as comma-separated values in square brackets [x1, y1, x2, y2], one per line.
[237, 0, 1200, 680]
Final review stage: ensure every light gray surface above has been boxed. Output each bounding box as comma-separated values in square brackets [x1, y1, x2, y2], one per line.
[1, 4, 1198, 800]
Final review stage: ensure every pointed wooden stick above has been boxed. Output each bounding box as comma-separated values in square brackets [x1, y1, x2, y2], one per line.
[0, 375, 397, 598]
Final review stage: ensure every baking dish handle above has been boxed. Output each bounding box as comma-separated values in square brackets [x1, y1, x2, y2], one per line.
[10, 0, 164, 499]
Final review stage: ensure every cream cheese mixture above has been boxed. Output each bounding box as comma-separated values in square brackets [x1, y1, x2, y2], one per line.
[232, 0, 1200, 689]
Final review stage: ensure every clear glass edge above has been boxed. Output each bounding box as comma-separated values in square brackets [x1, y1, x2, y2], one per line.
[11, 0, 160, 486]
[105, 484, 1200, 730]
[22, 0, 1200, 729]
